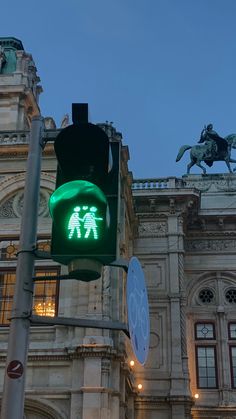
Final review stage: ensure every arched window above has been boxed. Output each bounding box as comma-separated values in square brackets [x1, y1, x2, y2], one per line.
[186, 274, 236, 393]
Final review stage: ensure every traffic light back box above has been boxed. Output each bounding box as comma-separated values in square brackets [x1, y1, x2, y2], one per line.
[50, 123, 120, 266]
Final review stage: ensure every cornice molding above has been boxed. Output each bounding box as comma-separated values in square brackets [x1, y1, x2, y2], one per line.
[0, 347, 125, 362]
[185, 238, 236, 252]
[134, 394, 193, 406]
[187, 231, 236, 238]
[0, 143, 55, 158]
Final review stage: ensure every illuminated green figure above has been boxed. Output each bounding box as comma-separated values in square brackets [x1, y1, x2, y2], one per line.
[83, 206, 103, 240]
[68, 206, 83, 239]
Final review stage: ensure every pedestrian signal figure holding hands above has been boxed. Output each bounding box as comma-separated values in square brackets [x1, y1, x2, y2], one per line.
[68, 206, 83, 239]
[83, 206, 103, 240]
[67, 206, 103, 240]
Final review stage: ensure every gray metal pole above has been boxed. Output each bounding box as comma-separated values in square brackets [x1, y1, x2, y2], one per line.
[1, 116, 44, 419]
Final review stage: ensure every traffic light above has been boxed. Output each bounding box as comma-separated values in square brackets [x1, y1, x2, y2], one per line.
[49, 104, 119, 281]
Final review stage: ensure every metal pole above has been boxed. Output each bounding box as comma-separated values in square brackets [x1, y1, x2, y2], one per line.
[1, 116, 44, 419]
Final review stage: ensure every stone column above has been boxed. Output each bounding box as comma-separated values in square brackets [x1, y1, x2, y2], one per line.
[70, 357, 83, 419]
[217, 303, 230, 406]
[82, 357, 102, 419]
[0, 46, 6, 72]
[178, 217, 191, 395]
[15, 51, 25, 72]
[168, 215, 184, 396]
[167, 207, 192, 396]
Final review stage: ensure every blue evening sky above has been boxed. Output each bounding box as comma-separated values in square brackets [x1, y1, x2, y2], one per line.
[1, 0, 236, 179]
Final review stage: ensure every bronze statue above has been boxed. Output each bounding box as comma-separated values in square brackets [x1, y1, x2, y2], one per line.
[176, 124, 236, 174]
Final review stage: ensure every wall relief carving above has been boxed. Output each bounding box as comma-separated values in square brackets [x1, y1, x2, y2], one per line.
[144, 312, 166, 370]
[185, 239, 236, 252]
[0, 196, 15, 217]
[143, 260, 167, 291]
[138, 221, 167, 237]
[149, 332, 160, 349]
[184, 176, 236, 192]
[188, 231, 236, 237]
[0, 189, 50, 218]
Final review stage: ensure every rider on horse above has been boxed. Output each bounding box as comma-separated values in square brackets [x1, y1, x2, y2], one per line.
[176, 124, 236, 174]
[198, 124, 228, 161]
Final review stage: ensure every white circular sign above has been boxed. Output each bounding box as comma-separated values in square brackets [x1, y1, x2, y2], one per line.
[126, 257, 150, 365]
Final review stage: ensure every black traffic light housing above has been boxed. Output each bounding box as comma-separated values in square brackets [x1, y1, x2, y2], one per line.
[49, 104, 119, 280]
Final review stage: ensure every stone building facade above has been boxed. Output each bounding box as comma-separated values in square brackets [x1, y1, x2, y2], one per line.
[0, 37, 236, 418]
[133, 176, 236, 419]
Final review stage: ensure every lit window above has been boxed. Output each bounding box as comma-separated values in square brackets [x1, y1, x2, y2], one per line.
[196, 346, 217, 388]
[33, 270, 59, 318]
[0, 268, 59, 325]
[0, 271, 16, 324]
[0, 239, 51, 261]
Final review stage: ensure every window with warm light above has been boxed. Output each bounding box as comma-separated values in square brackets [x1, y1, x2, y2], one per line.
[0, 268, 59, 325]
[32, 269, 59, 318]
[0, 271, 16, 324]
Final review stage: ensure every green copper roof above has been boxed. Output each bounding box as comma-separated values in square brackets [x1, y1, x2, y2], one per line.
[0, 37, 24, 74]
[0, 37, 24, 51]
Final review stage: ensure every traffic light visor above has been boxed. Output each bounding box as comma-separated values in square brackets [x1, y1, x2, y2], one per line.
[49, 180, 107, 217]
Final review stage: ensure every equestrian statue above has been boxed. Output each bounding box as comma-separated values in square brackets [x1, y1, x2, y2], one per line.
[176, 124, 236, 174]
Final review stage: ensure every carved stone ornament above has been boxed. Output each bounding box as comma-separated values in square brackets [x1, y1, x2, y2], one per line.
[0, 189, 50, 218]
[44, 116, 56, 129]
[149, 332, 160, 349]
[185, 239, 236, 252]
[184, 176, 236, 192]
[101, 358, 111, 374]
[189, 281, 216, 306]
[0, 196, 15, 217]
[138, 221, 167, 237]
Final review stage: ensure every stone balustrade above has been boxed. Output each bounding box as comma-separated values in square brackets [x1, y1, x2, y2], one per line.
[0, 131, 30, 144]
[0, 129, 60, 145]
[0, 126, 120, 145]
[132, 177, 184, 189]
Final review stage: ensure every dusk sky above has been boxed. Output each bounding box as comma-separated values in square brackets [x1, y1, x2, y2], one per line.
[2, 0, 236, 179]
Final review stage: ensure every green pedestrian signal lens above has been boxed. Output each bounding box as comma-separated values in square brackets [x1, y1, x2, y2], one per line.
[49, 180, 109, 246]
[67, 205, 103, 240]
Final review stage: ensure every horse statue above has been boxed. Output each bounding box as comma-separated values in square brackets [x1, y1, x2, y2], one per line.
[176, 131, 236, 174]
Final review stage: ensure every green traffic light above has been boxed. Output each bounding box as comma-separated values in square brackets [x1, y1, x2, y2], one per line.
[49, 180, 108, 243]
[49, 119, 119, 276]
